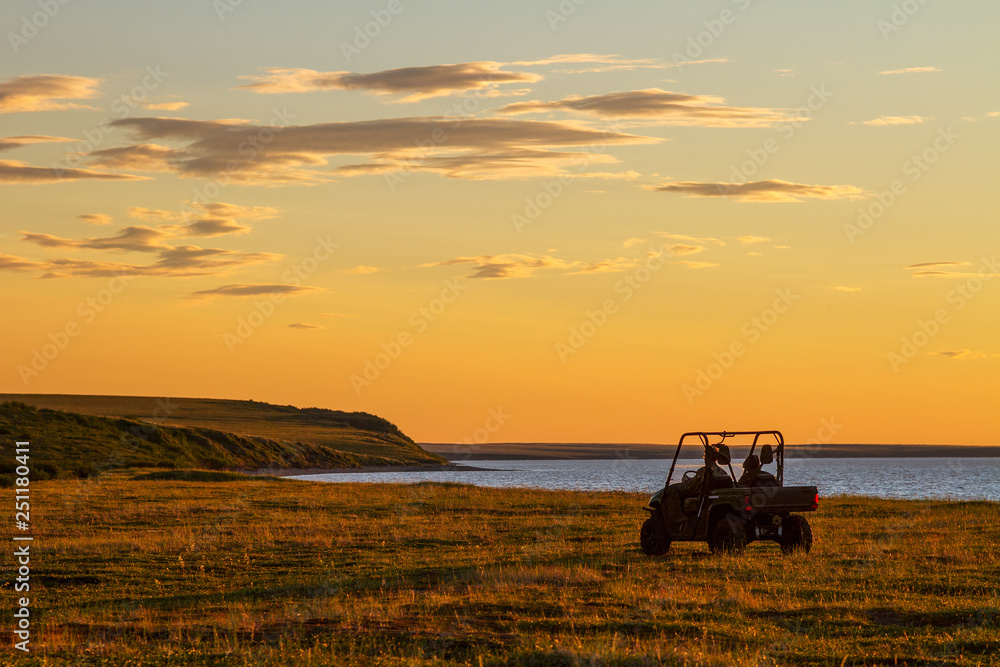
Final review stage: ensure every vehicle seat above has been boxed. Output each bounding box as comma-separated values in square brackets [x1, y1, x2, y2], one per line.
[709, 473, 734, 490]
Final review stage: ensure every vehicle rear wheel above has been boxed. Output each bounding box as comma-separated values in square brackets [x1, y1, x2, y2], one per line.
[640, 517, 670, 556]
[711, 517, 746, 555]
[780, 515, 813, 554]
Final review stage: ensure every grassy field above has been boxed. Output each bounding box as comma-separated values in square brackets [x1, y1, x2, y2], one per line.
[0, 394, 444, 465]
[5, 475, 999, 666]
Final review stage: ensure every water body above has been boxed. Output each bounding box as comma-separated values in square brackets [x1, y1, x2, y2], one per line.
[292, 457, 1000, 501]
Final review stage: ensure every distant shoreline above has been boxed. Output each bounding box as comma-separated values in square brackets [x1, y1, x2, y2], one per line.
[253, 463, 497, 477]
[419, 442, 1000, 460]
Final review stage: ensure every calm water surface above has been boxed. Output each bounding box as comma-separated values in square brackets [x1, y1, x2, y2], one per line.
[292, 457, 1000, 501]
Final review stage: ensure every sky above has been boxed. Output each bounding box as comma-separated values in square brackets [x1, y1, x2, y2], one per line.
[2, 0, 998, 446]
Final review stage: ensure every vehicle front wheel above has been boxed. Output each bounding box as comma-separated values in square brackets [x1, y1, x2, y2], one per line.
[780, 515, 813, 554]
[640, 517, 670, 556]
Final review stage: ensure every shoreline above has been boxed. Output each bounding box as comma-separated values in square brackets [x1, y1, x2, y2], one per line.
[250, 463, 500, 477]
[419, 442, 1000, 460]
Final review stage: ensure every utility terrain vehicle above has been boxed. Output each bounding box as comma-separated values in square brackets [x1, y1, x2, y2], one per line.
[640, 430, 818, 556]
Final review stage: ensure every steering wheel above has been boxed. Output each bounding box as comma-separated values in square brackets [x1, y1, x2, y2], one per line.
[682, 470, 697, 484]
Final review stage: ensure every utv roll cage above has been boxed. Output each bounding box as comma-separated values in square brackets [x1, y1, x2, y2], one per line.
[664, 430, 786, 489]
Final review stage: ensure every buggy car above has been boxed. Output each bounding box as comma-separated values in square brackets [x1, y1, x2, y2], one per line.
[640, 430, 818, 555]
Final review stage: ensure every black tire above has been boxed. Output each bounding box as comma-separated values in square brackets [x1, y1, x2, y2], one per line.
[640, 517, 670, 556]
[711, 517, 747, 555]
[780, 515, 813, 554]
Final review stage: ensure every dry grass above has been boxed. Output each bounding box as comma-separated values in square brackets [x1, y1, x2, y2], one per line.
[4, 474, 999, 666]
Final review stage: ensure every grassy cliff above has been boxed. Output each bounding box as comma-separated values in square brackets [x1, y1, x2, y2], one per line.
[0, 397, 444, 480]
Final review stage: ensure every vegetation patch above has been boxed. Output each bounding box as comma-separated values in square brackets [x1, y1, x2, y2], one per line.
[0, 401, 442, 486]
[17, 478, 1000, 665]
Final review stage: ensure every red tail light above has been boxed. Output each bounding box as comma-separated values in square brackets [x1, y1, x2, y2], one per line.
[744, 495, 752, 513]
[811, 492, 819, 511]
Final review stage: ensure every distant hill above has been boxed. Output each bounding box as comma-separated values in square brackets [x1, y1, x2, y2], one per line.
[0, 394, 445, 478]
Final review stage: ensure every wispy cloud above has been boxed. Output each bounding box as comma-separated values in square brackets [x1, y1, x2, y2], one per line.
[831, 285, 862, 292]
[421, 253, 652, 279]
[666, 244, 704, 256]
[142, 100, 189, 111]
[929, 349, 991, 360]
[186, 284, 319, 299]
[421, 253, 580, 279]
[288, 322, 323, 329]
[237, 62, 541, 102]
[622, 237, 647, 248]
[11, 201, 283, 278]
[499, 88, 793, 127]
[0, 159, 147, 184]
[904, 261, 999, 278]
[0, 247, 280, 279]
[0, 135, 74, 151]
[0, 75, 100, 113]
[879, 67, 941, 75]
[906, 261, 970, 270]
[863, 115, 928, 126]
[97, 116, 654, 182]
[156, 202, 279, 238]
[21, 226, 168, 252]
[650, 179, 868, 202]
[76, 213, 113, 226]
[340, 265, 380, 275]
[673, 261, 719, 269]
[734, 235, 770, 245]
[655, 233, 725, 246]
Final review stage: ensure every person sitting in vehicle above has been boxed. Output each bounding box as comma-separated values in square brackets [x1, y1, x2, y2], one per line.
[738, 454, 778, 487]
[686, 457, 733, 493]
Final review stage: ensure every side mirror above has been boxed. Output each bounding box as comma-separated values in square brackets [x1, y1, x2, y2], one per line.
[716, 444, 731, 466]
[760, 444, 774, 465]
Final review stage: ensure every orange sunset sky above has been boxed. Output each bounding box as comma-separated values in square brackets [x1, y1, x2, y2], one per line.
[2, 1, 998, 445]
